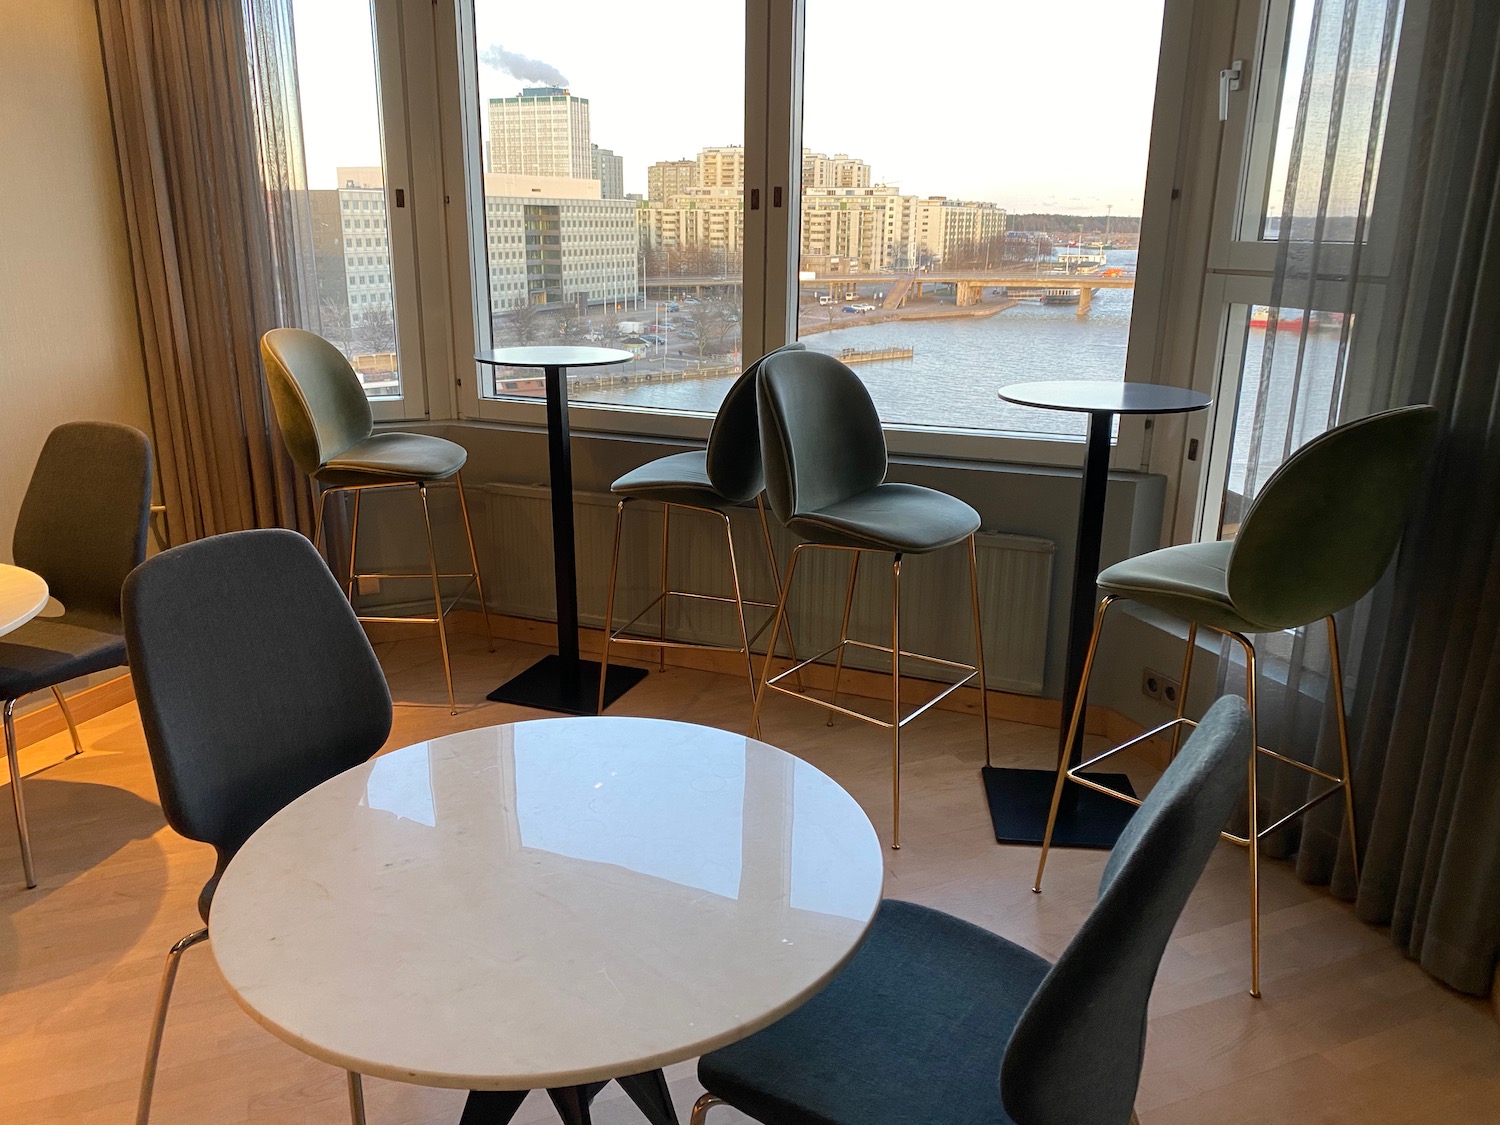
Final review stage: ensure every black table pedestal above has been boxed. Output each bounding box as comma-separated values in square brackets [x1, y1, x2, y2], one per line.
[983, 408, 1137, 847]
[480, 354, 647, 716]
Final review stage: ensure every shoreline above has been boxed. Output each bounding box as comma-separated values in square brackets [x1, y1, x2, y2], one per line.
[799, 297, 1020, 336]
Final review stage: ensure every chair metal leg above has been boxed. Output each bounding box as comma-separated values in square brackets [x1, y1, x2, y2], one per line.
[455, 472, 495, 653]
[135, 927, 210, 1125]
[1169, 622, 1199, 760]
[826, 552, 861, 725]
[51, 685, 83, 757]
[1034, 595, 1117, 893]
[598, 499, 629, 715]
[417, 484, 458, 714]
[1326, 615, 1361, 882]
[312, 487, 332, 554]
[345, 488, 363, 601]
[347, 1071, 368, 1125]
[721, 513, 759, 707]
[3, 700, 36, 888]
[755, 496, 803, 691]
[750, 544, 804, 740]
[966, 534, 993, 767]
[890, 554, 903, 850]
[1232, 631, 1262, 999]
[689, 1093, 725, 1125]
[659, 504, 672, 671]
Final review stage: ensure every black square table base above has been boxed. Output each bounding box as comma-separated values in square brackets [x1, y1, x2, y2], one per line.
[982, 766, 1139, 849]
[486, 655, 648, 717]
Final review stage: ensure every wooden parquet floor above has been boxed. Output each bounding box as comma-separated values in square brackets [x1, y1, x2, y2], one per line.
[2, 632, 1497, 1124]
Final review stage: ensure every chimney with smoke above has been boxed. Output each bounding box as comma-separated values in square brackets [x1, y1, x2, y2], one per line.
[479, 46, 569, 89]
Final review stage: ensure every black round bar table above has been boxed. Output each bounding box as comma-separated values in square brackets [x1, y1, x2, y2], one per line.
[985, 380, 1211, 849]
[475, 346, 647, 715]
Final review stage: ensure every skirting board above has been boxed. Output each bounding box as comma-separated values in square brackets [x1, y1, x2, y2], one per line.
[364, 608, 1174, 762]
[14, 674, 136, 750]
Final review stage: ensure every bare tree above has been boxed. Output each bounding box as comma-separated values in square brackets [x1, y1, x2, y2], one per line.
[319, 298, 355, 356]
[353, 303, 396, 355]
[507, 298, 542, 345]
[693, 297, 738, 358]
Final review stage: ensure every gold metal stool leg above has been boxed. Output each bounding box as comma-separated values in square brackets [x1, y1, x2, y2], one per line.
[826, 552, 861, 724]
[689, 1093, 726, 1125]
[721, 512, 759, 706]
[1232, 631, 1262, 999]
[755, 496, 804, 691]
[345, 488, 362, 601]
[658, 504, 671, 671]
[346, 1071, 368, 1125]
[454, 472, 495, 653]
[417, 484, 457, 714]
[1326, 615, 1362, 881]
[966, 534, 992, 767]
[750, 544, 804, 740]
[597, 498, 629, 715]
[890, 554, 903, 850]
[1034, 595, 1116, 892]
[1169, 622, 1198, 759]
[51, 685, 83, 757]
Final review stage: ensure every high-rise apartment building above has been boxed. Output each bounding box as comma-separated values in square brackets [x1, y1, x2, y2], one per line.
[697, 146, 745, 190]
[912, 197, 1008, 264]
[803, 151, 872, 189]
[591, 144, 624, 199]
[647, 159, 698, 201]
[488, 87, 592, 179]
[637, 187, 744, 259]
[333, 166, 393, 313]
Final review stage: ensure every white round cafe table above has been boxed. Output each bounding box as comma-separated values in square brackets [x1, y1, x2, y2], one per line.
[210, 717, 885, 1092]
[0, 565, 48, 636]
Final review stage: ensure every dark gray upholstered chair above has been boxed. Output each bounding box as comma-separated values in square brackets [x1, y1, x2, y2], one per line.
[1, 421, 152, 888]
[1035, 404, 1440, 997]
[598, 343, 805, 712]
[123, 529, 393, 1125]
[691, 695, 1251, 1125]
[750, 350, 991, 848]
[260, 327, 492, 713]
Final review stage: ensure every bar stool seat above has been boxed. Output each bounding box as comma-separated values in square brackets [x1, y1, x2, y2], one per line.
[1095, 540, 1252, 631]
[609, 450, 722, 508]
[318, 432, 469, 487]
[788, 483, 980, 554]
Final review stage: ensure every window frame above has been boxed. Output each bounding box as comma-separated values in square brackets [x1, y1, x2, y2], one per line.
[423, 0, 1212, 472]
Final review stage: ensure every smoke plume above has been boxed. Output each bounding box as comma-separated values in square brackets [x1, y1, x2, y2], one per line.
[479, 46, 569, 88]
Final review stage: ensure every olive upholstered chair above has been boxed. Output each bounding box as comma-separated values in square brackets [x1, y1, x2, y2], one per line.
[1034, 404, 1441, 997]
[2, 421, 152, 888]
[598, 343, 805, 712]
[125, 529, 393, 1125]
[260, 328, 492, 713]
[750, 350, 991, 848]
[692, 695, 1251, 1125]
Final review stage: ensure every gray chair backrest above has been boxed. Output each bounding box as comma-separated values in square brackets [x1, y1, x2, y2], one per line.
[260, 328, 375, 476]
[757, 350, 887, 521]
[1000, 695, 1251, 1125]
[123, 529, 392, 917]
[705, 342, 806, 504]
[13, 421, 152, 620]
[1225, 405, 1439, 630]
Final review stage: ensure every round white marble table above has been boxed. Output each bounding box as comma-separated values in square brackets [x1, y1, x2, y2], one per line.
[211, 717, 884, 1107]
[0, 565, 48, 636]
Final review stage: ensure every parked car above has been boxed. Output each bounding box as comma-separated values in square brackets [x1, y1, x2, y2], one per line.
[842, 305, 861, 314]
[852, 302, 876, 312]
[679, 328, 698, 339]
[643, 334, 667, 345]
[666, 301, 681, 312]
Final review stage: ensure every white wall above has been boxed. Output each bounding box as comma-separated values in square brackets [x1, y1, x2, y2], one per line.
[0, 0, 151, 559]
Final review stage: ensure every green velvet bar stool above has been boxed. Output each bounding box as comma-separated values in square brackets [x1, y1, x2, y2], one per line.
[598, 344, 805, 713]
[751, 350, 992, 849]
[1033, 404, 1440, 997]
[260, 329, 494, 713]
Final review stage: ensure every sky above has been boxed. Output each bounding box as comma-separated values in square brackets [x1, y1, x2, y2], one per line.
[293, 0, 1166, 215]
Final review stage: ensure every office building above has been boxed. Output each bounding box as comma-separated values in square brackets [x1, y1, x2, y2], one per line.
[488, 86, 592, 179]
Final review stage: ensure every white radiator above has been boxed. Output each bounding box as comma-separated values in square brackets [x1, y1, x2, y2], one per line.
[479, 483, 1053, 695]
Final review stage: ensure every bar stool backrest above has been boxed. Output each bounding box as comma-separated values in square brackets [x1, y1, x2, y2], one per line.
[13, 421, 152, 620]
[1225, 404, 1440, 630]
[123, 529, 393, 921]
[705, 342, 805, 504]
[1000, 696, 1251, 1125]
[757, 350, 887, 522]
[260, 328, 375, 477]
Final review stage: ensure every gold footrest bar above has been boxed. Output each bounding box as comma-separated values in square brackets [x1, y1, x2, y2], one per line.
[356, 578, 475, 626]
[608, 588, 782, 653]
[352, 571, 480, 581]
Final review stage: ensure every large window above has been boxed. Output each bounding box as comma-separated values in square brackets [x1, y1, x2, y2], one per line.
[462, 0, 745, 411]
[290, 0, 415, 410]
[794, 0, 1166, 440]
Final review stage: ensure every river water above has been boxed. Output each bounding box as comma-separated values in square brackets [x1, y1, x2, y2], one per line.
[580, 251, 1141, 440]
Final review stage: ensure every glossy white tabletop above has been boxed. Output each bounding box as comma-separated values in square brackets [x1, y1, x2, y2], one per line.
[0, 565, 48, 636]
[211, 718, 884, 1090]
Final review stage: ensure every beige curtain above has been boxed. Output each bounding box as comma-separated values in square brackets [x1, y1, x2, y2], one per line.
[96, 0, 314, 543]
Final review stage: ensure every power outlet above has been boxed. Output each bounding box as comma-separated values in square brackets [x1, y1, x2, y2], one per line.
[356, 575, 382, 596]
[1142, 668, 1183, 706]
